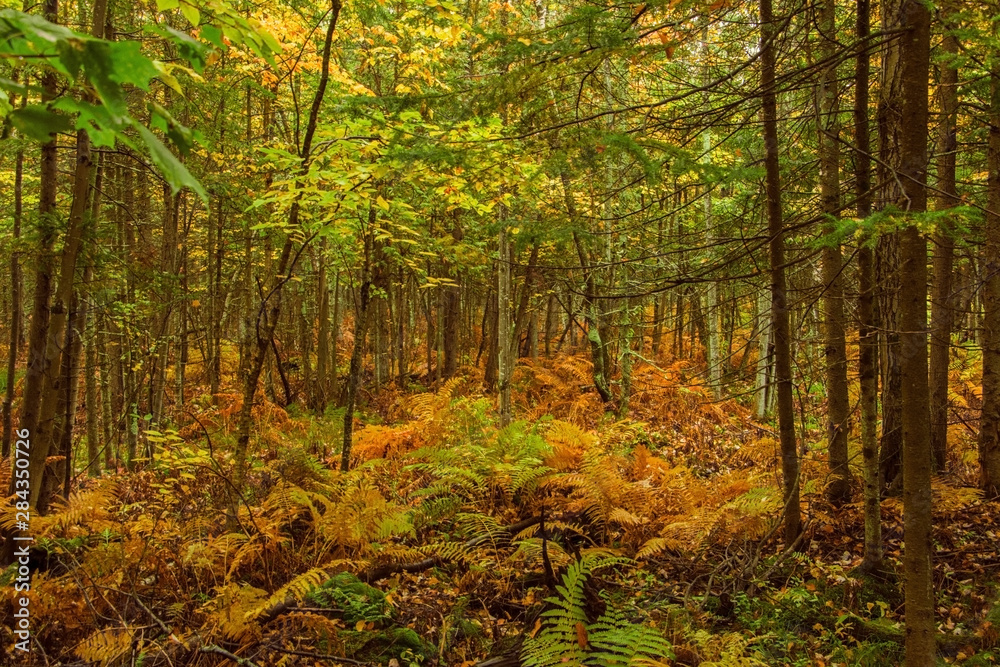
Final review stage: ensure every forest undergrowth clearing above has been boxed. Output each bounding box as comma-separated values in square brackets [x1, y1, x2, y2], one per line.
[1, 354, 998, 666]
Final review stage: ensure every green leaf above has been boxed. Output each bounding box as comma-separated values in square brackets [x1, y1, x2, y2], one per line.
[155, 0, 179, 9]
[198, 24, 225, 50]
[148, 24, 208, 73]
[80, 41, 126, 118]
[149, 101, 198, 155]
[135, 123, 207, 202]
[53, 98, 120, 146]
[0, 78, 29, 97]
[180, 3, 200, 26]
[10, 105, 72, 141]
[107, 41, 160, 89]
[260, 29, 282, 55]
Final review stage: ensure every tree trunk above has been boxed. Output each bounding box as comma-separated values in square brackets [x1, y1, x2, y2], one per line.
[855, 0, 882, 572]
[877, 234, 903, 491]
[10, 2, 60, 544]
[330, 272, 341, 403]
[754, 289, 771, 420]
[298, 284, 313, 407]
[761, 0, 801, 549]
[562, 173, 612, 404]
[443, 217, 463, 378]
[979, 67, 1000, 499]
[544, 294, 555, 357]
[176, 212, 189, 410]
[513, 242, 539, 357]
[23, 125, 93, 510]
[396, 268, 406, 388]
[894, 0, 935, 661]
[342, 223, 375, 472]
[701, 28, 721, 399]
[122, 158, 139, 470]
[55, 275, 87, 499]
[314, 239, 330, 412]
[876, 0, 906, 495]
[498, 215, 514, 427]
[98, 316, 115, 470]
[85, 299, 101, 477]
[816, 0, 851, 504]
[209, 196, 224, 396]
[617, 297, 635, 419]
[2, 118, 24, 458]
[929, 17, 959, 471]
[483, 280, 498, 388]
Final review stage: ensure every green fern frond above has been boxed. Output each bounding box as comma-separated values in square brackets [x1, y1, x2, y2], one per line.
[523, 555, 666, 667]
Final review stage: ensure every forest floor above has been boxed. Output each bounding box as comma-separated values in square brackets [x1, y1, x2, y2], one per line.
[2, 352, 1000, 666]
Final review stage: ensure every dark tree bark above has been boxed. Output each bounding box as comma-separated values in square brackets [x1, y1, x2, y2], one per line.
[2, 106, 24, 459]
[314, 239, 330, 411]
[929, 15, 960, 471]
[817, 0, 851, 504]
[761, 0, 800, 549]
[876, 0, 907, 495]
[330, 272, 341, 402]
[443, 216, 463, 378]
[24, 123, 94, 511]
[14, 0, 60, 485]
[876, 233, 902, 491]
[85, 297, 101, 477]
[979, 67, 1000, 498]
[208, 196, 224, 396]
[854, 0, 882, 573]
[513, 242, 539, 358]
[498, 210, 513, 426]
[342, 217, 375, 471]
[892, 0, 935, 661]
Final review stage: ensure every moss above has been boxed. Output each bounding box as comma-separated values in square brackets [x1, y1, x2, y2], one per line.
[964, 650, 999, 666]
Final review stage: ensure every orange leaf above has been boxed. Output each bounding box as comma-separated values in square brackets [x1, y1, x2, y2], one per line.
[576, 622, 588, 648]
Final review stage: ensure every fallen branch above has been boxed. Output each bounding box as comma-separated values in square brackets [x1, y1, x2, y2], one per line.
[267, 644, 371, 665]
[201, 644, 262, 667]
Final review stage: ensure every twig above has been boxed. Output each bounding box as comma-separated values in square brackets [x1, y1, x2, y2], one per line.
[200, 644, 261, 667]
[266, 645, 370, 665]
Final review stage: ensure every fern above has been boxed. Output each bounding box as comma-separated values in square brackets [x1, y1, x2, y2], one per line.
[75, 627, 136, 666]
[522, 555, 671, 667]
[305, 572, 391, 624]
[587, 606, 674, 666]
[251, 566, 331, 620]
[691, 630, 769, 667]
[208, 583, 268, 640]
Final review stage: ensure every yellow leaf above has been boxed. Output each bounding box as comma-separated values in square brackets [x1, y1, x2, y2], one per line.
[376, 196, 390, 211]
[355, 620, 366, 631]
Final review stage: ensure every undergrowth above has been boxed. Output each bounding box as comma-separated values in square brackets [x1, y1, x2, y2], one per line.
[0, 357, 997, 666]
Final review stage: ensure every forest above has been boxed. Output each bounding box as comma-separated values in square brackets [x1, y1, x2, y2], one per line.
[0, 0, 998, 664]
